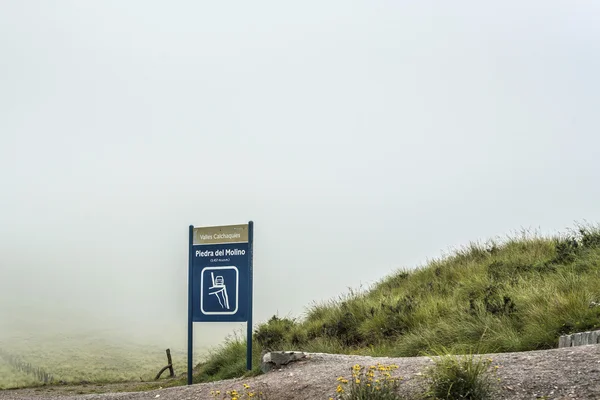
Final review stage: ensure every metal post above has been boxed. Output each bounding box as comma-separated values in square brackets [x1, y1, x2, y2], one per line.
[187, 225, 194, 385]
[246, 220, 254, 370]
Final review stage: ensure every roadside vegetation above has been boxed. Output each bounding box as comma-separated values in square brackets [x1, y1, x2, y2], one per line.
[208, 357, 500, 399]
[421, 348, 499, 400]
[195, 223, 600, 385]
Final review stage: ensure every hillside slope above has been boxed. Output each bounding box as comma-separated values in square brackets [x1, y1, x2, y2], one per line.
[195, 224, 600, 383]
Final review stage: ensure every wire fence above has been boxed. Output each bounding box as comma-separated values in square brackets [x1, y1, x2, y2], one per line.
[0, 347, 54, 384]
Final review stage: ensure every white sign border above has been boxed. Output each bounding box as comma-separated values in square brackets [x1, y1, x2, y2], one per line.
[200, 266, 239, 315]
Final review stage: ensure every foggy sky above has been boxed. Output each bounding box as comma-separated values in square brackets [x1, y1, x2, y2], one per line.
[1, 1, 599, 354]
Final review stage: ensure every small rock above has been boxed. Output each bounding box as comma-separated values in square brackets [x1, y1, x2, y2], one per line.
[261, 351, 307, 373]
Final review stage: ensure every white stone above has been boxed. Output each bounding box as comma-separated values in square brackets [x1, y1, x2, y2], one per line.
[261, 351, 307, 373]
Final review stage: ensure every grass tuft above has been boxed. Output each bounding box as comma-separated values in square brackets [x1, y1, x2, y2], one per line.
[422, 346, 499, 400]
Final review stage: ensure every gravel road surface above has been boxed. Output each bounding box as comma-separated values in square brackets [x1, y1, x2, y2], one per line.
[2, 345, 600, 399]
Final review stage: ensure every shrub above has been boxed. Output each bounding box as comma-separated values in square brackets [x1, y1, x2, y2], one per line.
[553, 237, 579, 264]
[423, 351, 498, 400]
[322, 311, 364, 347]
[579, 226, 600, 249]
[254, 315, 296, 351]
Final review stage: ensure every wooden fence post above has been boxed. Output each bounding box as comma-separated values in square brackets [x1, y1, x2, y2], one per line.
[155, 349, 175, 380]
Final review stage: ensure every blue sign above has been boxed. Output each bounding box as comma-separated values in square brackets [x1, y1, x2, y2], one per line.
[191, 242, 250, 322]
[187, 222, 254, 385]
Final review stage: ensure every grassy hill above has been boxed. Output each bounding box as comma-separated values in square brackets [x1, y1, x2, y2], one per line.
[194, 223, 600, 383]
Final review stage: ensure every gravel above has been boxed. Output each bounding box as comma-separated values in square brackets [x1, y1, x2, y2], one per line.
[2, 345, 600, 399]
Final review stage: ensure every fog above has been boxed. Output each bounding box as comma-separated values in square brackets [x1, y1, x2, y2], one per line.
[1, 0, 599, 358]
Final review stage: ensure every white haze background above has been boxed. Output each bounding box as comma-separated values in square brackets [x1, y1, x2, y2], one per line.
[1, 0, 599, 358]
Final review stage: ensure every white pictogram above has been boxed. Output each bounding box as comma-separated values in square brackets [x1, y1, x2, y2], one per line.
[208, 272, 230, 309]
[201, 266, 239, 315]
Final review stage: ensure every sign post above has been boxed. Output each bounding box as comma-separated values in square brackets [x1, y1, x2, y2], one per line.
[187, 222, 254, 385]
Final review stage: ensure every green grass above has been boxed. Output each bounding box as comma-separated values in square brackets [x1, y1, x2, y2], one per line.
[0, 333, 188, 389]
[194, 223, 600, 382]
[190, 332, 263, 384]
[0, 360, 39, 389]
[422, 347, 498, 400]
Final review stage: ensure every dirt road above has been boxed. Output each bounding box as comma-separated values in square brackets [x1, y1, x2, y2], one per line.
[2, 345, 600, 399]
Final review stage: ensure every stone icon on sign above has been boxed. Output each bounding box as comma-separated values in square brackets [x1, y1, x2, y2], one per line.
[200, 266, 239, 315]
[209, 272, 230, 309]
